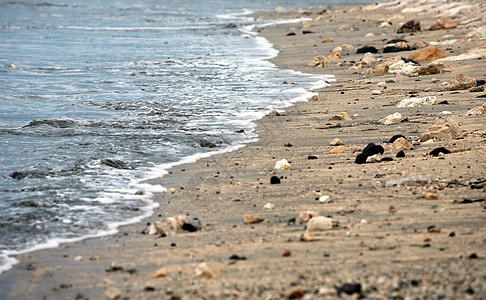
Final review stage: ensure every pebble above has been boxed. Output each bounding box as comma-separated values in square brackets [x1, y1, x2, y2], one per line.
[74, 255, 83, 262]
[263, 202, 275, 210]
[390, 137, 412, 152]
[378, 112, 402, 125]
[329, 146, 345, 154]
[356, 45, 378, 54]
[301, 231, 320, 242]
[296, 211, 319, 224]
[328, 112, 351, 121]
[429, 147, 451, 156]
[243, 215, 263, 224]
[195, 262, 221, 278]
[330, 138, 343, 146]
[106, 287, 121, 300]
[270, 176, 281, 184]
[274, 159, 291, 171]
[306, 216, 333, 231]
[318, 195, 332, 203]
[154, 267, 167, 278]
[372, 89, 382, 95]
[336, 283, 362, 296]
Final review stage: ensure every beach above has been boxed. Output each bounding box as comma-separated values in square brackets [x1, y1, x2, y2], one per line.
[1, 0, 486, 299]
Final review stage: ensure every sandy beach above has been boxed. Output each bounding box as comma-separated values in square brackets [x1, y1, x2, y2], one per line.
[1, 0, 485, 299]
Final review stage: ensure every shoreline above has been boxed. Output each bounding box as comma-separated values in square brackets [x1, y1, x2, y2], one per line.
[0, 15, 331, 276]
[2, 0, 486, 299]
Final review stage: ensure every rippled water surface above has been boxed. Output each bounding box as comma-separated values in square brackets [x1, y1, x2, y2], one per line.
[0, 0, 375, 272]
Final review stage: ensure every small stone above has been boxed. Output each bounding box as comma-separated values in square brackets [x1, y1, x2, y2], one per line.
[329, 146, 345, 154]
[282, 250, 291, 257]
[409, 45, 446, 62]
[469, 253, 478, 259]
[74, 256, 83, 262]
[263, 202, 275, 210]
[243, 215, 263, 224]
[288, 288, 306, 299]
[365, 32, 375, 37]
[327, 52, 342, 60]
[339, 25, 351, 31]
[427, 225, 441, 233]
[195, 262, 221, 278]
[355, 153, 368, 164]
[363, 63, 389, 74]
[429, 147, 451, 156]
[372, 90, 382, 95]
[318, 195, 332, 203]
[106, 287, 121, 300]
[106, 261, 123, 272]
[328, 112, 351, 121]
[284, 142, 293, 147]
[390, 137, 412, 152]
[154, 267, 167, 278]
[356, 46, 378, 54]
[397, 20, 421, 33]
[270, 176, 281, 184]
[420, 120, 460, 142]
[378, 21, 392, 28]
[306, 216, 333, 231]
[274, 159, 291, 171]
[466, 103, 486, 116]
[447, 73, 477, 91]
[330, 138, 343, 146]
[322, 38, 334, 43]
[308, 155, 319, 160]
[307, 55, 330, 68]
[362, 143, 384, 156]
[229, 254, 247, 261]
[396, 150, 405, 158]
[341, 44, 353, 50]
[301, 231, 320, 242]
[378, 112, 402, 125]
[385, 78, 397, 84]
[167, 188, 177, 194]
[296, 211, 319, 224]
[429, 16, 457, 31]
[397, 96, 438, 107]
[422, 192, 439, 200]
[336, 283, 362, 296]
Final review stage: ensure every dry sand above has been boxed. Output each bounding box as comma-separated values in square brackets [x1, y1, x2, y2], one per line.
[1, 0, 485, 299]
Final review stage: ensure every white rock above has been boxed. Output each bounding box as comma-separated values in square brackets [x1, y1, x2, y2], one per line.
[377, 81, 387, 87]
[366, 154, 382, 163]
[263, 202, 275, 210]
[365, 32, 375, 37]
[372, 90, 382, 95]
[396, 96, 438, 108]
[306, 216, 333, 231]
[318, 195, 332, 203]
[274, 159, 291, 171]
[440, 111, 452, 115]
[332, 46, 343, 52]
[378, 112, 402, 125]
[385, 78, 397, 83]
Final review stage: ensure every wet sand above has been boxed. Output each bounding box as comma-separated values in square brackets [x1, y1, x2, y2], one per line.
[1, 0, 485, 299]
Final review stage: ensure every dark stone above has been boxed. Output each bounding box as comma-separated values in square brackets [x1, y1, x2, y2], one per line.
[10, 171, 47, 180]
[356, 46, 378, 54]
[101, 159, 132, 170]
[410, 279, 420, 287]
[477, 79, 486, 86]
[469, 253, 478, 259]
[355, 153, 368, 164]
[449, 232, 455, 237]
[286, 32, 296, 36]
[397, 20, 421, 33]
[476, 94, 486, 98]
[270, 176, 281, 184]
[429, 147, 451, 156]
[362, 143, 384, 156]
[402, 57, 420, 65]
[383, 46, 411, 53]
[466, 287, 475, 294]
[387, 39, 408, 44]
[144, 286, 156, 292]
[388, 134, 407, 143]
[381, 157, 394, 161]
[307, 155, 318, 160]
[199, 140, 217, 148]
[229, 254, 247, 260]
[396, 150, 405, 158]
[335, 283, 362, 296]
[438, 100, 449, 105]
[181, 223, 199, 232]
[302, 30, 313, 34]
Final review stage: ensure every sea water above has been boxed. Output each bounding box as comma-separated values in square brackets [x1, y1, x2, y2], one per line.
[0, 0, 375, 273]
